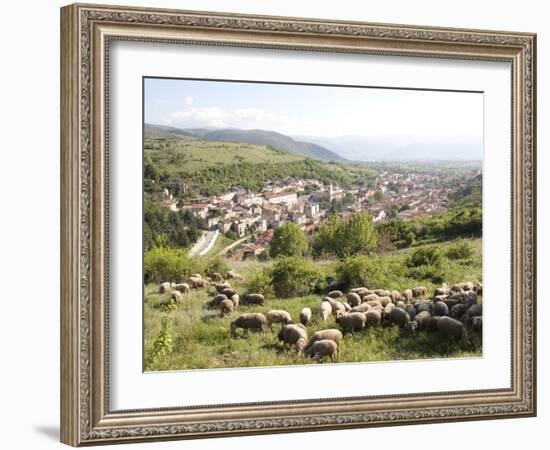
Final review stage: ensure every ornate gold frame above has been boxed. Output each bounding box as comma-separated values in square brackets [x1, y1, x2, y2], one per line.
[60, 3, 536, 446]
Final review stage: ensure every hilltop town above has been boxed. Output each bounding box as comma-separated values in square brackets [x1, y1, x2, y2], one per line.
[151, 164, 481, 260]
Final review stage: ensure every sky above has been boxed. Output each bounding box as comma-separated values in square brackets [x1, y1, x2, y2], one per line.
[144, 77, 483, 143]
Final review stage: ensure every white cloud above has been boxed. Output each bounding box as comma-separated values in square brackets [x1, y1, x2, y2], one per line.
[160, 105, 293, 131]
[184, 96, 194, 106]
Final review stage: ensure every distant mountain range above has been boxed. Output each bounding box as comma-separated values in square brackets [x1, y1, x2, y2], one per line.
[145, 124, 482, 162]
[293, 134, 483, 162]
[145, 124, 344, 162]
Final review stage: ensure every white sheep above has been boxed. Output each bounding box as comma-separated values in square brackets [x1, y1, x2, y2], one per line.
[266, 310, 293, 331]
[299, 307, 312, 326]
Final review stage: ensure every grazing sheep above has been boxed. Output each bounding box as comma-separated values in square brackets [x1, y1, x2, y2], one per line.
[214, 282, 232, 293]
[210, 272, 224, 283]
[390, 290, 402, 302]
[437, 316, 469, 343]
[305, 329, 343, 351]
[243, 293, 265, 306]
[412, 310, 432, 331]
[158, 282, 173, 294]
[463, 304, 482, 321]
[463, 291, 478, 308]
[434, 287, 448, 297]
[433, 294, 447, 303]
[412, 286, 428, 298]
[402, 289, 413, 303]
[433, 301, 450, 317]
[474, 283, 483, 296]
[169, 291, 183, 306]
[221, 287, 237, 297]
[377, 296, 392, 307]
[472, 316, 483, 331]
[414, 301, 433, 314]
[335, 311, 367, 332]
[395, 300, 407, 310]
[266, 310, 293, 331]
[427, 316, 443, 332]
[173, 283, 190, 294]
[230, 294, 240, 308]
[343, 302, 353, 312]
[226, 270, 244, 281]
[327, 290, 344, 299]
[388, 307, 411, 328]
[384, 303, 395, 316]
[365, 309, 382, 327]
[324, 297, 346, 315]
[305, 339, 338, 362]
[277, 324, 307, 352]
[374, 289, 390, 297]
[450, 303, 467, 318]
[299, 307, 312, 326]
[189, 276, 208, 289]
[220, 299, 235, 317]
[350, 287, 369, 297]
[351, 303, 372, 313]
[230, 313, 267, 337]
[366, 300, 383, 309]
[346, 292, 362, 307]
[443, 298, 461, 311]
[206, 294, 228, 310]
[405, 304, 417, 320]
[363, 293, 380, 303]
[319, 301, 332, 321]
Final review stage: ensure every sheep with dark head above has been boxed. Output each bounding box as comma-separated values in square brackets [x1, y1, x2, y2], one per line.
[277, 324, 307, 352]
[230, 313, 266, 337]
[305, 339, 338, 362]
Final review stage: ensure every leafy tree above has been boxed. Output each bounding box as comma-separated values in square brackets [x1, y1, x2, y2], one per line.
[373, 189, 385, 201]
[269, 223, 309, 258]
[270, 257, 322, 298]
[406, 246, 444, 268]
[314, 212, 377, 259]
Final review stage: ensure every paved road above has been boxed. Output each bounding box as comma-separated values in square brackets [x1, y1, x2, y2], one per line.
[189, 230, 218, 257]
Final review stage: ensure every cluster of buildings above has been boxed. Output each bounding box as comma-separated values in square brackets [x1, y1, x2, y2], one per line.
[154, 168, 480, 259]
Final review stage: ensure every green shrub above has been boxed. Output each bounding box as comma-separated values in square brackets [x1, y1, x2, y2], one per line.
[203, 256, 229, 277]
[245, 268, 274, 297]
[335, 255, 407, 290]
[145, 315, 173, 370]
[445, 242, 474, 261]
[406, 246, 444, 268]
[144, 247, 195, 283]
[270, 257, 322, 298]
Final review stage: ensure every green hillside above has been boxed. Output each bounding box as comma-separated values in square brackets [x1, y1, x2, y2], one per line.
[145, 136, 304, 173]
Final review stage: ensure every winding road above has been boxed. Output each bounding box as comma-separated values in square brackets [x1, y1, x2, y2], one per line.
[189, 230, 219, 257]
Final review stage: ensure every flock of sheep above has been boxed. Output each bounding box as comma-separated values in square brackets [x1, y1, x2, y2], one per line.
[156, 273, 482, 363]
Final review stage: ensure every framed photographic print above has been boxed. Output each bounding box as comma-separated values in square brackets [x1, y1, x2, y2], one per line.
[60, 3, 537, 446]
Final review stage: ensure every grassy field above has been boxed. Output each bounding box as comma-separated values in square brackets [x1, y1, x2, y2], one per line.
[145, 137, 304, 174]
[144, 238, 482, 372]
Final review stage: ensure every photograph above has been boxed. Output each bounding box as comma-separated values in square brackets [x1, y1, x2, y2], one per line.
[142, 77, 484, 371]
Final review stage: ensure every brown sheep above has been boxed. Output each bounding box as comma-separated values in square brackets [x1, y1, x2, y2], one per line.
[277, 324, 307, 352]
[304, 329, 343, 352]
[412, 286, 427, 298]
[327, 290, 344, 299]
[220, 299, 235, 317]
[346, 292, 362, 307]
[365, 309, 382, 327]
[230, 313, 266, 337]
[158, 282, 173, 294]
[319, 301, 332, 322]
[402, 289, 413, 303]
[335, 311, 366, 333]
[243, 293, 265, 306]
[305, 339, 338, 362]
[437, 316, 469, 343]
[266, 310, 293, 331]
[173, 283, 190, 294]
[299, 307, 312, 326]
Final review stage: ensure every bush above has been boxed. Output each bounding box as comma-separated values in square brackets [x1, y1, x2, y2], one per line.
[203, 256, 229, 277]
[144, 247, 196, 284]
[445, 242, 474, 261]
[406, 246, 444, 268]
[335, 255, 407, 290]
[270, 257, 322, 298]
[245, 268, 274, 297]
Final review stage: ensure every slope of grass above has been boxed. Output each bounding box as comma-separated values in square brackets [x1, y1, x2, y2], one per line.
[145, 137, 304, 173]
[144, 238, 482, 371]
